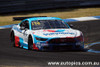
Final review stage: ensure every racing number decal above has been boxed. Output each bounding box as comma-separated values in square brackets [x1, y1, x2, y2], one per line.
[32, 22, 40, 26]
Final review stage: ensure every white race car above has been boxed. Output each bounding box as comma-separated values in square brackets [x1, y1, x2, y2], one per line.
[10, 16, 84, 51]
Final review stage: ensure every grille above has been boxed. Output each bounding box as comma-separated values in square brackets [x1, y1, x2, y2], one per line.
[48, 38, 76, 44]
[53, 45, 73, 50]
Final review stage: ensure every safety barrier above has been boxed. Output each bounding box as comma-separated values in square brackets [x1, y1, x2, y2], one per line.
[0, 0, 100, 13]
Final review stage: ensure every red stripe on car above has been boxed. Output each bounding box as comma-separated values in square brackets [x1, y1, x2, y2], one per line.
[33, 43, 39, 50]
[15, 36, 19, 47]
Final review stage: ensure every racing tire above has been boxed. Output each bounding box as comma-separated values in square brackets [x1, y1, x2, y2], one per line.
[18, 42, 21, 48]
[28, 36, 33, 50]
[10, 31, 15, 47]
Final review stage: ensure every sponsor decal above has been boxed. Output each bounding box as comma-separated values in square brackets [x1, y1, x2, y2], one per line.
[32, 21, 40, 26]
[43, 32, 74, 36]
[36, 42, 41, 49]
[43, 29, 65, 32]
[33, 32, 35, 34]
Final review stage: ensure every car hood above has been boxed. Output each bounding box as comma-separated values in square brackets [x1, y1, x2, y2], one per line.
[32, 29, 81, 38]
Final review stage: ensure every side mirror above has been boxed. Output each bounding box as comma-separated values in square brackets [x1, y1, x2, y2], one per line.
[20, 26, 25, 30]
[69, 24, 74, 28]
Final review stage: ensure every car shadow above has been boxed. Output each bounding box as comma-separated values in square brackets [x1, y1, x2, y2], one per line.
[32, 48, 88, 53]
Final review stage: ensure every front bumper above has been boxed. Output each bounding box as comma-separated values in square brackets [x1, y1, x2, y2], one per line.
[36, 42, 84, 51]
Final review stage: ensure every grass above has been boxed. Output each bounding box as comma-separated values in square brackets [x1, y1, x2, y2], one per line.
[0, 7, 100, 26]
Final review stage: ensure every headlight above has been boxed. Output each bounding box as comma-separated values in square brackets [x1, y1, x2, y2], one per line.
[76, 34, 84, 42]
[36, 37, 48, 41]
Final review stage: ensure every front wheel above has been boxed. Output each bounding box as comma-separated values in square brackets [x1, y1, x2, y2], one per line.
[28, 36, 33, 50]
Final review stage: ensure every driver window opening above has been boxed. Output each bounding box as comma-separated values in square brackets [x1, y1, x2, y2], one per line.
[20, 20, 29, 29]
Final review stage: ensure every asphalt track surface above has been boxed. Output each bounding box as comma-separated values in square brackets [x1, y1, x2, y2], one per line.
[0, 20, 100, 67]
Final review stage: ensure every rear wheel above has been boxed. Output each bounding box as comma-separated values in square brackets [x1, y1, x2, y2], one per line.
[28, 36, 33, 50]
[10, 31, 15, 47]
[10, 31, 20, 47]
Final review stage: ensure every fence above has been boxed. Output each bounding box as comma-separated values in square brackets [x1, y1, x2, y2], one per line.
[0, 0, 100, 13]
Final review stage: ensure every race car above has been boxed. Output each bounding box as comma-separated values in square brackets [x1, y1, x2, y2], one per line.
[10, 16, 84, 51]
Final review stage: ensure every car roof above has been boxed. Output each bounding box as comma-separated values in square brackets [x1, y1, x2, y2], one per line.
[26, 17, 62, 21]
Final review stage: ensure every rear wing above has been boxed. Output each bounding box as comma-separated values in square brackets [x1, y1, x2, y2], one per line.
[13, 16, 47, 21]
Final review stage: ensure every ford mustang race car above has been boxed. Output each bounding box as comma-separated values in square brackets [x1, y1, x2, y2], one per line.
[10, 16, 84, 51]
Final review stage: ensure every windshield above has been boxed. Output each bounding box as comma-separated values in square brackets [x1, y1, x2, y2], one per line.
[31, 20, 69, 30]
